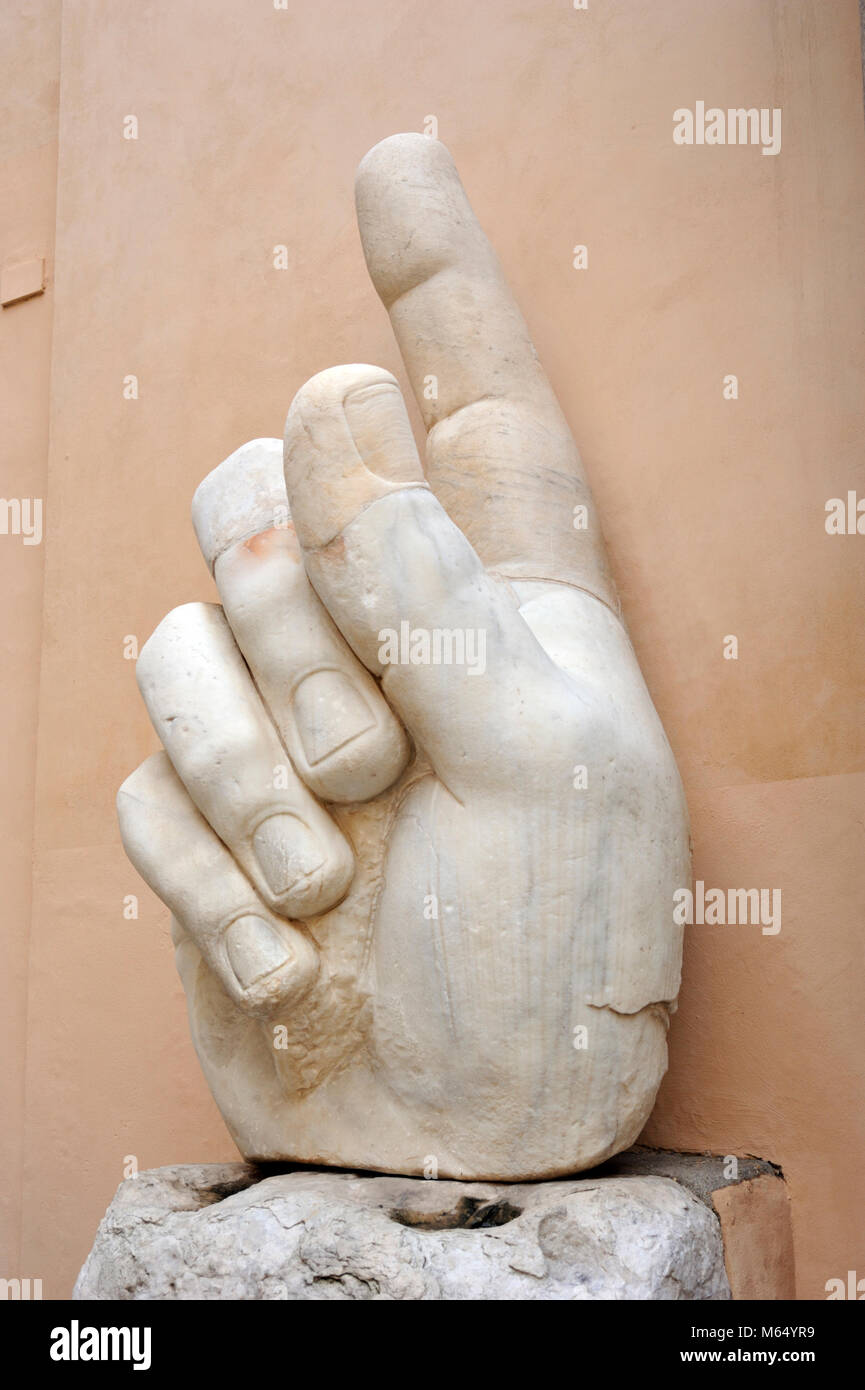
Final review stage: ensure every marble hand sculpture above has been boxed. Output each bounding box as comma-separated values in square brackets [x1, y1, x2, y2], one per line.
[118, 134, 689, 1180]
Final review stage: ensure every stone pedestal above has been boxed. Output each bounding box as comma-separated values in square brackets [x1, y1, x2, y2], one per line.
[74, 1156, 738, 1300]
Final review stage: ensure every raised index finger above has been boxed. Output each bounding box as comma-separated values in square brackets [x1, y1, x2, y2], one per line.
[355, 133, 617, 611]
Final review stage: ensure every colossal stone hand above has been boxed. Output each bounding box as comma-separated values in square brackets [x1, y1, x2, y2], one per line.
[118, 135, 689, 1179]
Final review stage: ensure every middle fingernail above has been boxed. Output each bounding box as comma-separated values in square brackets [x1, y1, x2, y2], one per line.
[292, 670, 375, 766]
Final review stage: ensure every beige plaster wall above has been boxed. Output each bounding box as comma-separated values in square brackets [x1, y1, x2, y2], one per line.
[2, 0, 862, 1298]
[0, 0, 60, 1294]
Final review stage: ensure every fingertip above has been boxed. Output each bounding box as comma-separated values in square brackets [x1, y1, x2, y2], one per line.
[223, 914, 319, 1019]
[355, 134, 471, 309]
[290, 671, 412, 804]
[284, 363, 399, 424]
[118, 747, 185, 811]
[252, 812, 355, 921]
[283, 364, 425, 551]
[192, 438, 287, 574]
[354, 131, 454, 191]
[135, 601, 224, 701]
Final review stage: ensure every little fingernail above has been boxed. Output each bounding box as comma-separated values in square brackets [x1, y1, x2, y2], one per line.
[252, 813, 324, 897]
[293, 670, 375, 766]
[343, 381, 422, 482]
[225, 915, 291, 990]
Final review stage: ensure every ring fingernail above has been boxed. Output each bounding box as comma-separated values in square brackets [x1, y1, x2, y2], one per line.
[225, 915, 291, 989]
[252, 813, 324, 896]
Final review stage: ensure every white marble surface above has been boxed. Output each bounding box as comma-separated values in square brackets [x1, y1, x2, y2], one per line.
[117, 135, 689, 1178]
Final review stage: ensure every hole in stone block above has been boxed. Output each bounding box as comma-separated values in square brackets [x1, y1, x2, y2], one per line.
[391, 1195, 523, 1231]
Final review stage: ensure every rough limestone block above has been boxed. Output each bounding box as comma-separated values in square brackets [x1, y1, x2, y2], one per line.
[74, 1164, 730, 1301]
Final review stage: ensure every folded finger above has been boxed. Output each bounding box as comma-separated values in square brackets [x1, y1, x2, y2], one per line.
[136, 602, 354, 919]
[192, 438, 410, 804]
[117, 752, 319, 1018]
